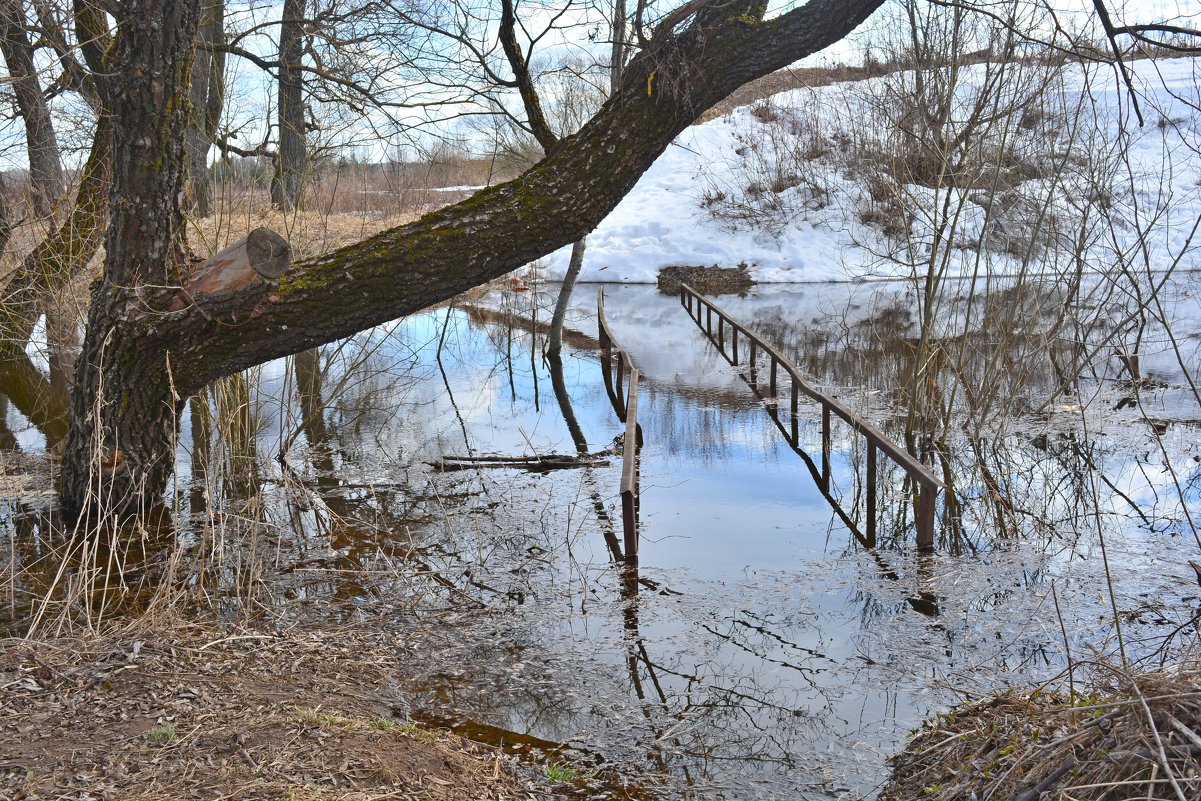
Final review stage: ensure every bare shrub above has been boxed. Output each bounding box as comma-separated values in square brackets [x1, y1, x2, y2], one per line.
[699, 94, 835, 235]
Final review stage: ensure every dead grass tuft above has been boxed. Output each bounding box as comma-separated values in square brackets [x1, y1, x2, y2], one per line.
[881, 661, 1201, 801]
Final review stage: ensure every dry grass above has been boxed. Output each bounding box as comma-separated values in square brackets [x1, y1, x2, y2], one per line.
[881, 661, 1201, 801]
[187, 206, 419, 261]
[0, 614, 567, 800]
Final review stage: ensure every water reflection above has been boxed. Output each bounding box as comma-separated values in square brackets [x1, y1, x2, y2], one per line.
[0, 280, 1198, 797]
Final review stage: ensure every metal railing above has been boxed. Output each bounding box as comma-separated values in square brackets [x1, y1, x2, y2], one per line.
[679, 283, 942, 550]
[598, 287, 642, 563]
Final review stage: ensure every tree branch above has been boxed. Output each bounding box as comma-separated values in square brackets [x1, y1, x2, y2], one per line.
[1091, 0, 1145, 125]
[499, 0, 558, 150]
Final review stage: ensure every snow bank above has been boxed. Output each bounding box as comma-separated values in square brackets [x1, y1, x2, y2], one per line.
[535, 57, 1201, 284]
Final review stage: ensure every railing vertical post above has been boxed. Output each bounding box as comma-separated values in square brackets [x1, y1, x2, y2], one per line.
[616, 354, 626, 419]
[622, 491, 637, 564]
[769, 357, 777, 398]
[731, 328, 738, 365]
[821, 404, 831, 492]
[790, 378, 799, 446]
[706, 305, 712, 336]
[622, 369, 641, 565]
[866, 442, 877, 548]
[917, 482, 936, 552]
[749, 341, 757, 382]
[718, 317, 725, 352]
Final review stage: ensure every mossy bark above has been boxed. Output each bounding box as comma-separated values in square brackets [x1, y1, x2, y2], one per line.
[60, 0, 884, 517]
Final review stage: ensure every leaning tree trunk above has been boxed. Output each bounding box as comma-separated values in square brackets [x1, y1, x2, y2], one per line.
[271, 0, 306, 210]
[0, 112, 113, 354]
[0, 0, 65, 217]
[59, 0, 884, 518]
[546, 238, 586, 357]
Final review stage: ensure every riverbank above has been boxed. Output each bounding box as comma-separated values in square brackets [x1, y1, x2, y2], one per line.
[0, 616, 579, 800]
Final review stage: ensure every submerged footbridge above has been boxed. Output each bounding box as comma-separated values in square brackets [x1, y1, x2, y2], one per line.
[597, 283, 943, 554]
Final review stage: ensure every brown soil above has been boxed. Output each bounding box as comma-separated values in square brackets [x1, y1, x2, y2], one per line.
[0, 619, 570, 800]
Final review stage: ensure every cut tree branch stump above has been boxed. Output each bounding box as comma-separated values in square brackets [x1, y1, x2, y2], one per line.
[170, 227, 291, 310]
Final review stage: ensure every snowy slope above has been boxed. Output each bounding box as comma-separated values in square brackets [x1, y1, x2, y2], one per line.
[536, 57, 1201, 283]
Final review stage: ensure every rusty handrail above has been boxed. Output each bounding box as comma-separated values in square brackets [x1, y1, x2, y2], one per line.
[598, 287, 641, 563]
[679, 283, 942, 550]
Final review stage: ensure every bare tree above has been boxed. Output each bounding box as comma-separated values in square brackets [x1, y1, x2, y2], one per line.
[272, 0, 307, 209]
[0, 0, 111, 355]
[547, 10, 627, 357]
[186, 0, 226, 216]
[0, 0, 64, 215]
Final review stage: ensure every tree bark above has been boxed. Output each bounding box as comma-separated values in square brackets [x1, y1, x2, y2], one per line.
[271, 0, 306, 210]
[60, 0, 199, 519]
[0, 350, 70, 446]
[0, 0, 65, 216]
[60, 0, 884, 517]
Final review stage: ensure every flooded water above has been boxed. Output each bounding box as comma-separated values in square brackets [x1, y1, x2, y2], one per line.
[2, 279, 1200, 799]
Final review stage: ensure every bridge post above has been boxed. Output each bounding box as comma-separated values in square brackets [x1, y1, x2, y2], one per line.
[917, 483, 936, 552]
[616, 354, 626, 420]
[622, 369, 642, 564]
[866, 443, 877, 548]
[821, 405, 831, 492]
[790, 380, 799, 446]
